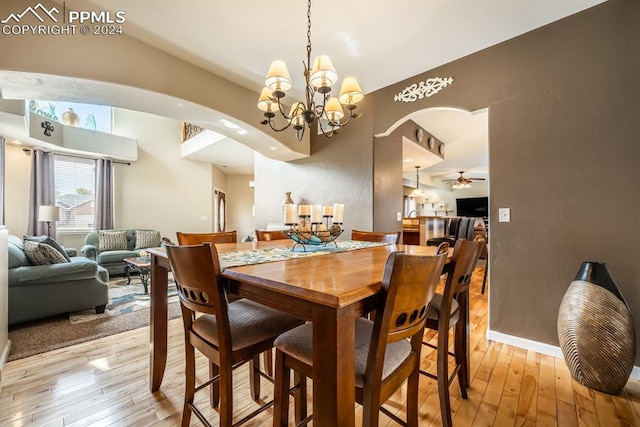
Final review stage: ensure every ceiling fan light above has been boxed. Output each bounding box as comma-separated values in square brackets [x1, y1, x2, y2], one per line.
[339, 77, 363, 105]
[257, 88, 278, 112]
[310, 55, 338, 88]
[265, 60, 292, 92]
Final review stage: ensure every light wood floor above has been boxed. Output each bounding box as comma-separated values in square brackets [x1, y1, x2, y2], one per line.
[1, 263, 639, 426]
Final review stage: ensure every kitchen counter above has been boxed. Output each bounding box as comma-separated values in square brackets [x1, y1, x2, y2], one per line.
[402, 216, 445, 246]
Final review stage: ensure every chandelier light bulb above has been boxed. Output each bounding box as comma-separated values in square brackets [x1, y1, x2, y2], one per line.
[265, 60, 292, 92]
[310, 55, 338, 90]
[339, 77, 364, 105]
[324, 97, 344, 123]
[257, 88, 278, 113]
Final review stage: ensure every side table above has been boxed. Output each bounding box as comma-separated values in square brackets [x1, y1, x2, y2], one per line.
[123, 257, 151, 293]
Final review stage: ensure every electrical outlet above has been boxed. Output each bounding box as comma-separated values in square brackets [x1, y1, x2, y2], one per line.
[498, 208, 511, 223]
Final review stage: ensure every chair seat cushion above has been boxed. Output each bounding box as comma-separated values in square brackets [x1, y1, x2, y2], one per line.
[426, 293, 461, 324]
[192, 299, 304, 351]
[274, 318, 412, 388]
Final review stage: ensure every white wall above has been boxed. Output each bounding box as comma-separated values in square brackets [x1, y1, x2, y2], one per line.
[225, 175, 254, 241]
[5, 144, 32, 237]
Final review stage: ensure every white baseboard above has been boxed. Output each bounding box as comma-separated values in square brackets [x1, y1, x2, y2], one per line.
[486, 329, 640, 380]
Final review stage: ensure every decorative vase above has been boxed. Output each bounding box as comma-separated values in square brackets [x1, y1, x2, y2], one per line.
[557, 262, 636, 394]
[283, 192, 294, 205]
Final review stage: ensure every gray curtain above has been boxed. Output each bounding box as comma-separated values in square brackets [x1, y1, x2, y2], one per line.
[95, 158, 114, 230]
[0, 137, 5, 226]
[27, 149, 55, 236]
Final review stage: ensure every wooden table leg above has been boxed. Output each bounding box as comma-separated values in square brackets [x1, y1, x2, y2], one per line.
[312, 305, 356, 426]
[150, 255, 169, 392]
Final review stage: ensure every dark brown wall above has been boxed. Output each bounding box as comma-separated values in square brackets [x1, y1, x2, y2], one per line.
[372, 0, 640, 361]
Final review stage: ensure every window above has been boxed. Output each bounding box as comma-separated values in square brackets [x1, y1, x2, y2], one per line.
[54, 155, 95, 232]
[28, 100, 113, 133]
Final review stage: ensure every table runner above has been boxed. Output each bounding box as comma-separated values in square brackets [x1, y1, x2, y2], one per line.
[219, 240, 388, 270]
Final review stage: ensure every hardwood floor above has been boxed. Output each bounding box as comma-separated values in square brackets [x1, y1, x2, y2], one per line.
[1, 262, 639, 426]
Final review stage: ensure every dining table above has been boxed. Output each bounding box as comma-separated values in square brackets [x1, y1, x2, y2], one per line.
[146, 239, 447, 426]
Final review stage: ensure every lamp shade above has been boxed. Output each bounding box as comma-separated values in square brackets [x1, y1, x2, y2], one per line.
[324, 97, 344, 123]
[265, 60, 292, 92]
[257, 88, 279, 113]
[38, 205, 60, 222]
[338, 76, 364, 105]
[289, 103, 305, 127]
[310, 55, 338, 89]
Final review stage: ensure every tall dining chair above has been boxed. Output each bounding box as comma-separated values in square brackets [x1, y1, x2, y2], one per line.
[165, 243, 304, 426]
[420, 238, 484, 427]
[351, 229, 401, 244]
[272, 250, 447, 427]
[254, 229, 288, 241]
[176, 230, 237, 245]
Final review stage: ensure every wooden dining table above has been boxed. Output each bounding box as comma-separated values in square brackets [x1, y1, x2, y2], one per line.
[146, 240, 445, 426]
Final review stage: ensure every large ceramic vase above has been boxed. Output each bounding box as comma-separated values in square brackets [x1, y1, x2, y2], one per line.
[557, 262, 636, 394]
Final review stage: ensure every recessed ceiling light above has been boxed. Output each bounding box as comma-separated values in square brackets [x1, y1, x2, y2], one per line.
[404, 158, 413, 163]
[220, 118, 248, 135]
[176, 102, 184, 107]
[269, 146, 278, 151]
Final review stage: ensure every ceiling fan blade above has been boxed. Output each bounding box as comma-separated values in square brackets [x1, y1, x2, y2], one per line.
[469, 178, 486, 181]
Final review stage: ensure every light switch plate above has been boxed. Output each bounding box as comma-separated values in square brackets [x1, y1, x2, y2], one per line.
[498, 208, 511, 223]
[397, 212, 402, 221]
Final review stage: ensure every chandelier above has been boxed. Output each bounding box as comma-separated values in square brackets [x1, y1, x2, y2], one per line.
[257, 0, 364, 141]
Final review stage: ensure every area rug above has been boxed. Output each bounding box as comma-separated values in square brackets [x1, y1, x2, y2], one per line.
[69, 276, 179, 324]
[7, 277, 182, 362]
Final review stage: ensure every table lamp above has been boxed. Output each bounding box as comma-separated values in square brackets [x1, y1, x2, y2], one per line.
[38, 205, 60, 237]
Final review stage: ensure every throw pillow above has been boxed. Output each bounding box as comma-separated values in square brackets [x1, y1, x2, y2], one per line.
[98, 230, 128, 251]
[23, 235, 72, 262]
[23, 240, 69, 265]
[135, 230, 161, 249]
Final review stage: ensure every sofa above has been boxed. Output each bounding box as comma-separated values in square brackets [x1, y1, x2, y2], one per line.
[8, 234, 109, 325]
[81, 229, 162, 276]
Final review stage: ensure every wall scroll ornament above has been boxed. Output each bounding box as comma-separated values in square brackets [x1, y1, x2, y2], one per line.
[181, 122, 206, 142]
[393, 77, 454, 103]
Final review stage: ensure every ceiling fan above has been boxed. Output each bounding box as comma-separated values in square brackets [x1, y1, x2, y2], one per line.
[442, 171, 486, 189]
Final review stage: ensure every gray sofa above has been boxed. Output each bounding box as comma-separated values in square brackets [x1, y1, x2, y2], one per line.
[81, 229, 160, 276]
[8, 235, 109, 325]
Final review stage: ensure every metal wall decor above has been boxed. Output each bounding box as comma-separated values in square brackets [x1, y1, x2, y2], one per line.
[393, 77, 454, 103]
[181, 122, 206, 142]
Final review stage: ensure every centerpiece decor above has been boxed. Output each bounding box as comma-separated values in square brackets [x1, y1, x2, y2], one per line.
[283, 203, 344, 251]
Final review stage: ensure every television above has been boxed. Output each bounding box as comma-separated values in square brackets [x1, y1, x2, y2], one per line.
[456, 197, 488, 217]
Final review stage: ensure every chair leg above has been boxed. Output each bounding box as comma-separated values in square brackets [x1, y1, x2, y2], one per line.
[455, 292, 471, 395]
[249, 355, 261, 401]
[437, 327, 453, 427]
[294, 371, 307, 425]
[263, 349, 273, 377]
[182, 342, 196, 427]
[406, 368, 420, 427]
[219, 361, 234, 427]
[209, 362, 220, 408]
[273, 350, 290, 427]
[481, 258, 488, 294]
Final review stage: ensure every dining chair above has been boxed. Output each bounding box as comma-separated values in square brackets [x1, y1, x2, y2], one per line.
[272, 250, 447, 427]
[176, 230, 237, 245]
[420, 238, 484, 427]
[165, 243, 304, 426]
[255, 229, 288, 241]
[351, 229, 401, 244]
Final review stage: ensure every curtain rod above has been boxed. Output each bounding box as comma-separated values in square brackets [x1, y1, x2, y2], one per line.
[22, 147, 131, 165]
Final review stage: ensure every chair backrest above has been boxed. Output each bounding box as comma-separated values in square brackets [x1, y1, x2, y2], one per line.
[255, 229, 288, 241]
[165, 243, 232, 349]
[176, 230, 237, 245]
[445, 217, 461, 237]
[440, 238, 484, 319]
[351, 229, 400, 244]
[365, 251, 447, 382]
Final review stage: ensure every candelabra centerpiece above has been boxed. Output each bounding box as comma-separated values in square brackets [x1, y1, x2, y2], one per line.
[283, 203, 344, 251]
